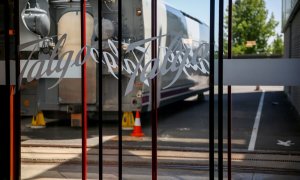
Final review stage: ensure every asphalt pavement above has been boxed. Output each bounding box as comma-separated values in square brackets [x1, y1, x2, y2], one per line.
[20, 86, 300, 179]
[105, 86, 300, 152]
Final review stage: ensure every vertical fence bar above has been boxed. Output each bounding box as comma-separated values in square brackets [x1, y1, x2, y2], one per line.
[4, 0, 10, 86]
[218, 0, 224, 179]
[98, 1, 103, 180]
[10, 85, 15, 180]
[80, 0, 88, 179]
[3, 0, 11, 179]
[209, 0, 215, 179]
[151, 0, 158, 179]
[227, 0, 233, 179]
[14, 0, 21, 178]
[118, 0, 123, 179]
[7, 4, 15, 180]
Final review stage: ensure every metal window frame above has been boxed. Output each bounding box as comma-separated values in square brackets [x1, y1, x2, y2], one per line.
[80, 0, 88, 178]
[118, 0, 123, 179]
[151, 0, 158, 179]
[218, 0, 224, 179]
[98, 1, 104, 180]
[209, 0, 215, 179]
[14, 0, 21, 178]
[227, 0, 233, 179]
[2, 0, 12, 179]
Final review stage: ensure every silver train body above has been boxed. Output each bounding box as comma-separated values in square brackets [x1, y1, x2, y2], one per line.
[20, 0, 209, 118]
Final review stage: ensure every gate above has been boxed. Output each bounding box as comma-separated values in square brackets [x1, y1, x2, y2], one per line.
[1, 0, 299, 179]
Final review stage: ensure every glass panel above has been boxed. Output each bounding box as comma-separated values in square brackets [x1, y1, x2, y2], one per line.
[102, 0, 212, 178]
[123, 1, 208, 179]
[12, 0, 215, 178]
[282, 0, 298, 29]
[155, 0, 211, 179]
[11, 0, 300, 179]
[20, 0, 85, 178]
[100, 0, 120, 178]
[226, 0, 300, 179]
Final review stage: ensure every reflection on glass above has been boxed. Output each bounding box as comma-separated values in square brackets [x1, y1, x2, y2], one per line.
[282, 0, 298, 29]
[19, 0, 210, 178]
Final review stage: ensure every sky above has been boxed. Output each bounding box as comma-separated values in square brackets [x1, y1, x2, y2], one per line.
[164, 0, 282, 43]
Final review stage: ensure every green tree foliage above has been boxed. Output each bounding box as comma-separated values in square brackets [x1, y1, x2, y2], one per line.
[271, 34, 284, 55]
[225, 0, 279, 55]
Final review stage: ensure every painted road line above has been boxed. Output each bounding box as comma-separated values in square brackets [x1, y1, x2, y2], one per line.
[112, 136, 247, 145]
[248, 90, 265, 151]
[103, 135, 117, 143]
[21, 135, 116, 147]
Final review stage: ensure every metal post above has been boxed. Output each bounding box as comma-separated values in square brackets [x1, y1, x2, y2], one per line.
[0, 84, 10, 180]
[209, 0, 215, 179]
[98, 1, 103, 179]
[4, 0, 10, 87]
[14, 0, 21, 178]
[151, 0, 158, 179]
[80, 0, 88, 179]
[10, 85, 15, 180]
[2, 0, 11, 179]
[218, 0, 224, 179]
[227, 0, 233, 179]
[118, 0, 123, 179]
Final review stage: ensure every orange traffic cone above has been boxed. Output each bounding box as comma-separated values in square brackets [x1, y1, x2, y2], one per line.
[131, 111, 144, 137]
